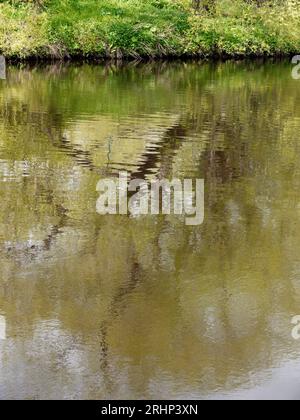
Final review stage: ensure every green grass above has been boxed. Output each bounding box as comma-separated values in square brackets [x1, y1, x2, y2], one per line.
[0, 0, 300, 59]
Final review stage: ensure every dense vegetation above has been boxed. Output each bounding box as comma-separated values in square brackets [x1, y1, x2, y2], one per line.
[0, 0, 300, 59]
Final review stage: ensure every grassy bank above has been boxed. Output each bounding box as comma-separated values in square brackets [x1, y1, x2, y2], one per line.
[0, 0, 300, 59]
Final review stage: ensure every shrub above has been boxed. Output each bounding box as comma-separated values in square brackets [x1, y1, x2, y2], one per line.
[0, 0, 299, 59]
[0, 2, 48, 58]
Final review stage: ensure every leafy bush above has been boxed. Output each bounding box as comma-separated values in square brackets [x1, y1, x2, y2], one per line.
[0, 2, 48, 57]
[0, 0, 299, 58]
[186, 0, 300, 56]
[46, 0, 189, 58]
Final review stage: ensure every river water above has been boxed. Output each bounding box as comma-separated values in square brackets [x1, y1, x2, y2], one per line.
[0, 60, 300, 400]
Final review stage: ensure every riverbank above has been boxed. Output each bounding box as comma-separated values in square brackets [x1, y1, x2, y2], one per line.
[1, 0, 300, 60]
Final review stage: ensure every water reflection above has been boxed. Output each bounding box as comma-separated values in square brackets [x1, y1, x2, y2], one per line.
[0, 60, 300, 399]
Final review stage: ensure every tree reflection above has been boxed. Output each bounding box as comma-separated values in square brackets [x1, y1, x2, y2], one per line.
[0, 60, 300, 399]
